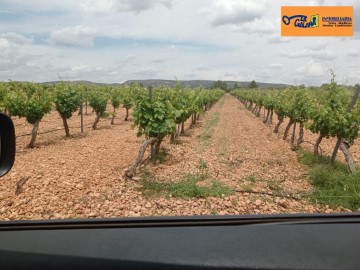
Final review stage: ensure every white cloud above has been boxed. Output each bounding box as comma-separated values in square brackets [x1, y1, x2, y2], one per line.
[133, 66, 159, 77]
[269, 63, 283, 69]
[354, 5, 360, 33]
[0, 38, 11, 50]
[0, 39, 13, 70]
[297, 60, 326, 77]
[0, 33, 33, 70]
[0, 0, 359, 86]
[0, 0, 72, 12]
[202, 0, 267, 27]
[283, 50, 336, 61]
[115, 55, 137, 64]
[306, 0, 325, 5]
[0, 33, 32, 45]
[267, 34, 293, 44]
[347, 70, 360, 81]
[347, 50, 360, 57]
[152, 58, 166, 63]
[304, 41, 328, 51]
[0, 37, 37, 72]
[230, 18, 276, 34]
[192, 65, 211, 72]
[0, 0, 174, 14]
[80, 0, 174, 15]
[49, 25, 96, 47]
[71, 64, 93, 72]
[223, 71, 238, 77]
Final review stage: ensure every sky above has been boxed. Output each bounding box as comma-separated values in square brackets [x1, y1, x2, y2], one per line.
[0, 0, 359, 86]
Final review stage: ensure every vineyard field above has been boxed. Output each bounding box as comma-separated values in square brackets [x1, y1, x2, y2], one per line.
[1, 93, 359, 221]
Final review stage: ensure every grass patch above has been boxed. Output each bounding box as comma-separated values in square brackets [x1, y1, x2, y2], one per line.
[245, 175, 257, 182]
[298, 149, 360, 211]
[267, 180, 282, 192]
[197, 112, 220, 142]
[198, 158, 209, 179]
[139, 174, 233, 199]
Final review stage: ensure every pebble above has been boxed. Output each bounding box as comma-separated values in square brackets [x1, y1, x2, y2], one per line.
[255, 200, 262, 206]
[224, 201, 232, 208]
[76, 184, 84, 189]
[145, 202, 152, 208]
[278, 199, 289, 209]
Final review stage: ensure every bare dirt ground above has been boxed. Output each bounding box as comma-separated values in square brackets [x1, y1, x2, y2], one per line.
[0, 94, 355, 221]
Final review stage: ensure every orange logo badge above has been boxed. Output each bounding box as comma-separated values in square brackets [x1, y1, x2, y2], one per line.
[281, 6, 353, 36]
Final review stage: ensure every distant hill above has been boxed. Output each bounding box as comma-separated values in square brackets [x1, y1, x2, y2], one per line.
[43, 80, 122, 87]
[43, 79, 290, 89]
[122, 80, 290, 89]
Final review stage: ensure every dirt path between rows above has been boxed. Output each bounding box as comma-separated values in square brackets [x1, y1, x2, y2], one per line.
[143, 94, 342, 215]
[0, 94, 343, 221]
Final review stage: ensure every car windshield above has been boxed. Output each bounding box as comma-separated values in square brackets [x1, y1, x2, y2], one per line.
[0, 0, 359, 222]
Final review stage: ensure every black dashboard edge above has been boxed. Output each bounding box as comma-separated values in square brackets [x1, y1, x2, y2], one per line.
[1, 212, 360, 230]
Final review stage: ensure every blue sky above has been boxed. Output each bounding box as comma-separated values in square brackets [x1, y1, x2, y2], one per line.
[0, 0, 359, 85]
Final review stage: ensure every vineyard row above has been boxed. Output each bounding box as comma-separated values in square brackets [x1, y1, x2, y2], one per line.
[231, 83, 360, 173]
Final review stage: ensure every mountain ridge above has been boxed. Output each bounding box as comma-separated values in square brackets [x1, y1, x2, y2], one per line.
[43, 79, 291, 88]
